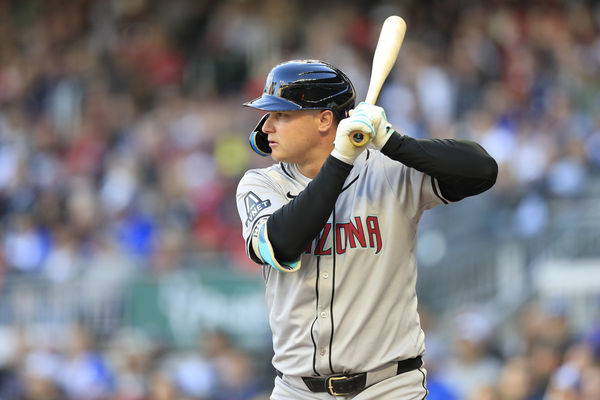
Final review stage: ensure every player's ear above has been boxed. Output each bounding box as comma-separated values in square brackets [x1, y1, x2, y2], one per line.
[317, 110, 335, 133]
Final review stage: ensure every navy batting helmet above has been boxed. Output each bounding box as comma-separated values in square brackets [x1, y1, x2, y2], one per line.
[244, 60, 355, 156]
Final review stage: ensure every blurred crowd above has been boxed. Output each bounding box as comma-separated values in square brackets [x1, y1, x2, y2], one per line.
[422, 301, 600, 400]
[0, 325, 271, 400]
[0, 0, 599, 399]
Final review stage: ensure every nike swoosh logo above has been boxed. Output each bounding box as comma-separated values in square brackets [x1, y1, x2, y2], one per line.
[286, 192, 297, 199]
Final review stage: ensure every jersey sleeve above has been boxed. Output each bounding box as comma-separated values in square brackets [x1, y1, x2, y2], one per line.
[378, 152, 448, 217]
[235, 170, 301, 272]
[380, 132, 498, 202]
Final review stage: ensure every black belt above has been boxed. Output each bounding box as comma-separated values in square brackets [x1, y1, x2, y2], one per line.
[276, 356, 422, 396]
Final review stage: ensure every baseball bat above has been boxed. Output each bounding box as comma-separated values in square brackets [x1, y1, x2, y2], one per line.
[351, 16, 407, 146]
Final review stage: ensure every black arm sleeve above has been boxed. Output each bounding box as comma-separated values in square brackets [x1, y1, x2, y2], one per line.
[381, 132, 498, 202]
[267, 155, 353, 262]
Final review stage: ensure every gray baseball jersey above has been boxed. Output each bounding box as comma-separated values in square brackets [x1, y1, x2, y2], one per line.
[236, 149, 450, 377]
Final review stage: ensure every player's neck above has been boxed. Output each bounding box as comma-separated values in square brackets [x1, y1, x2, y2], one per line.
[297, 163, 321, 179]
[296, 148, 331, 179]
[296, 128, 337, 179]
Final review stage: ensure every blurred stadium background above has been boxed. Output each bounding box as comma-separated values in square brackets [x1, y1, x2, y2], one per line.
[0, 0, 599, 399]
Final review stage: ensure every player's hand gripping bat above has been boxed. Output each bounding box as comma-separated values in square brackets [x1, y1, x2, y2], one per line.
[351, 16, 406, 147]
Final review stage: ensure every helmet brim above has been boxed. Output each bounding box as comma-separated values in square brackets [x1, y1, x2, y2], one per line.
[243, 94, 302, 111]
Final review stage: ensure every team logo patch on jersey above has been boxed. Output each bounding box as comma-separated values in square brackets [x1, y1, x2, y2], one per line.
[244, 191, 271, 226]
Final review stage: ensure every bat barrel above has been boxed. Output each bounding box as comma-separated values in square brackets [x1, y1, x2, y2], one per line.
[350, 16, 406, 147]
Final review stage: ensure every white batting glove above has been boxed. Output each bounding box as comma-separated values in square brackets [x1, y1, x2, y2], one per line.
[331, 115, 375, 164]
[351, 102, 393, 150]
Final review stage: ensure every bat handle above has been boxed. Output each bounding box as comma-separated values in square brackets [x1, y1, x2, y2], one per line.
[351, 131, 370, 147]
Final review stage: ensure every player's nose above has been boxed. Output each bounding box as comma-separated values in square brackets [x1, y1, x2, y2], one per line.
[262, 113, 276, 134]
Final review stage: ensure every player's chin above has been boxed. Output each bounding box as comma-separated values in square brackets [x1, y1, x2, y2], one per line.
[269, 149, 287, 162]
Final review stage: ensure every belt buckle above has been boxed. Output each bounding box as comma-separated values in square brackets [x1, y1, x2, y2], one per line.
[327, 375, 352, 396]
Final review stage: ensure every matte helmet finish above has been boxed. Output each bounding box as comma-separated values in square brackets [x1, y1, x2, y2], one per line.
[245, 60, 356, 156]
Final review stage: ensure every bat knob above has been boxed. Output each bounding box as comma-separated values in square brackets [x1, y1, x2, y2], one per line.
[351, 132, 370, 147]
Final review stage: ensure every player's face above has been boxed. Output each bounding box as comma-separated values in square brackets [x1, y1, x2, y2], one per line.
[261, 110, 325, 164]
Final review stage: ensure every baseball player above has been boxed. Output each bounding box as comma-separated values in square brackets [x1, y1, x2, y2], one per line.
[235, 60, 498, 399]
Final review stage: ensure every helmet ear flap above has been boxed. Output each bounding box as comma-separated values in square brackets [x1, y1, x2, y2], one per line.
[249, 113, 271, 156]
